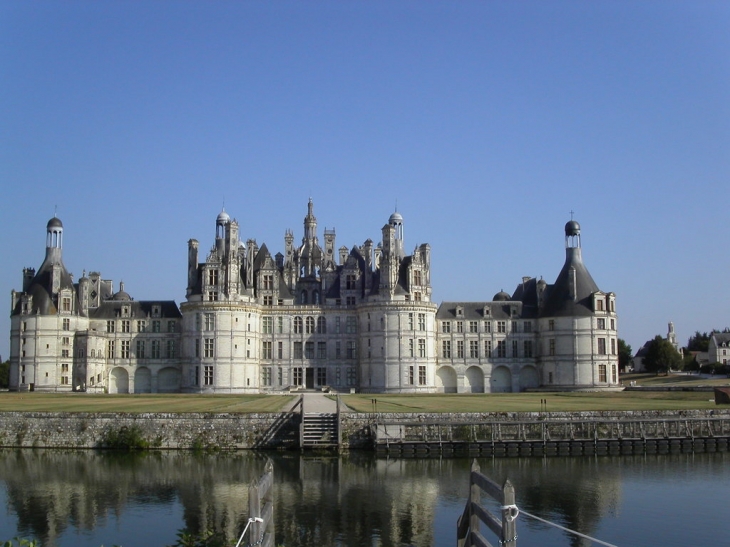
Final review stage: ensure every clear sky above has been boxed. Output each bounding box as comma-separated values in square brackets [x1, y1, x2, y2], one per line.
[1, 1, 729, 360]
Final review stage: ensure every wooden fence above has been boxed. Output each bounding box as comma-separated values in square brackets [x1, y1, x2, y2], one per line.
[375, 416, 730, 457]
[457, 460, 517, 547]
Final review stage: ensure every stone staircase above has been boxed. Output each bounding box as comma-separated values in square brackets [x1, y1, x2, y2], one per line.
[301, 413, 338, 448]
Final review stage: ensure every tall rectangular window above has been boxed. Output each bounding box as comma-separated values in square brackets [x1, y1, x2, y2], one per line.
[485, 340, 492, 357]
[152, 340, 161, 359]
[261, 367, 272, 386]
[204, 313, 215, 331]
[511, 321, 518, 333]
[497, 321, 506, 333]
[294, 368, 303, 386]
[306, 317, 315, 334]
[599, 364, 607, 382]
[152, 320, 161, 333]
[208, 269, 218, 286]
[442, 340, 451, 358]
[262, 317, 273, 334]
[409, 339, 414, 357]
[418, 338, 426, 358]
[121, 340, 130, 358]
[278, 317, 284, 333]
[262, 341, 272, 360]
[346, 341, 357, 359]
[524, 340, 533, 358]
[305, 341, 314, 359]
[62, 297, 71, 312]
[346, 317, 357, 334]
[418, 365, 426, 385]
[484, 321, 491, 333]
[512, 340, 518, 358]
[317, 368, 327, 386]
[418, 313, 426, 331]
[167, 340, 175, 359]
[168, 321, 176, 333]
[294, 342, 303, 359]
[136, 340, 145, 358]
[597, 338, 607, 355]
[457, 340, 464, 358]
[263, 274, 274, 290]
[524, 321, 532, 333]
[121, 320, 130, 333]
[204, 365, 213, 386]
[204, 338, 214, 358]
[456, 321, 463, 333]
[469, 321, 478, 333]
[317, 317, 327, 334]
[549, 339, 556, 356]
[470, 340, 479, 358]
[497, 340, 506, 358]
[335, 341, 341, 359]
[442, 321, 451, 333]
[408, 365, 414, 385]
[597, 318, 606, 330]
[317, 341, 327, 359]
[106, 321, 115, 333]
[548, 319, 555, 331]
[408, 313, 414, 330]
[107, 340, 115, 359]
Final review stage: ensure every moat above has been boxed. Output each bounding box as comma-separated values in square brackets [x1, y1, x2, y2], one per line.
[0, 450, 728, 547]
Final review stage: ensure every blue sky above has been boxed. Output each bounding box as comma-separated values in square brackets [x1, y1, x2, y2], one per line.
[1, 1, 729, 359]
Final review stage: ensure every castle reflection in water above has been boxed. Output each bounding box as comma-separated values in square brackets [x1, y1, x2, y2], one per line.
[0, 449, 639, 547]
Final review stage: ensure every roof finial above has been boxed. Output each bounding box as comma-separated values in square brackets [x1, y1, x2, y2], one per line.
[570, 209, 575, 220]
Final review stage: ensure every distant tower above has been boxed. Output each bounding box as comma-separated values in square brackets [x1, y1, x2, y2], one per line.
[667, 321, 680, 353]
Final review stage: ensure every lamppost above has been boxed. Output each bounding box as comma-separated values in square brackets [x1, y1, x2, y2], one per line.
[234, 517, 264, 547]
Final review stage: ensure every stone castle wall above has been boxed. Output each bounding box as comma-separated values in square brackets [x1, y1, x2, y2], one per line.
[1, 409, 729, 450]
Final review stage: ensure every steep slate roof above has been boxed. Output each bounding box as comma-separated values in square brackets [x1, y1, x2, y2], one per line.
[540, 248, 600, 317]
[13, 253, 77, 316]
[436, 302, 517, 320]
[711, 332, 730, 346]
[90, 300, 182, 319]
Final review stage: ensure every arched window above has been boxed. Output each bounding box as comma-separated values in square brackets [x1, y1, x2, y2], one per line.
[313, 290, 320, 304]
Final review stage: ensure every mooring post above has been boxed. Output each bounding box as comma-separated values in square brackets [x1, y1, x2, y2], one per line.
[501, 479, 517, 547]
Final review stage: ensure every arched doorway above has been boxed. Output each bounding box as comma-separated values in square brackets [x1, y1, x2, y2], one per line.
[158, 367, 181, 392]
[519, 366, 540, 391]
[134, 367, 151, 393]
[491, 366, 512, 393]
[109, 367, 129, 394]
[465, 366, 485, 393]
[435, 366, 457, 393]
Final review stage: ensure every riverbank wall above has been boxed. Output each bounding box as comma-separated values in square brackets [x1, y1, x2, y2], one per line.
[1, 409, 730, 453]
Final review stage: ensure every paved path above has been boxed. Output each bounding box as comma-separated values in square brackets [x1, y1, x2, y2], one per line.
[283, 391, 341, 413]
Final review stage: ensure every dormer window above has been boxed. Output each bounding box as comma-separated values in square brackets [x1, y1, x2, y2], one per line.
[152, 305, 161, 318]
[483, 306, 490, 317]
[456, 306, 464, 317]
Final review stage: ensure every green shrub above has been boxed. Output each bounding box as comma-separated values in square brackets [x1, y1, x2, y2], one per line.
[100, 425, 150, 450]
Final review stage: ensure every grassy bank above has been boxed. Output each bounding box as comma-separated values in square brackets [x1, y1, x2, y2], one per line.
[341, 391, 727, 413]
[0, 393, 294, 413]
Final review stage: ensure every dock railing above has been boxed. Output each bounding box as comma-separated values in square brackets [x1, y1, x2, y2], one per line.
[246, 459, 275, 547]
[457, 459, 517, 547]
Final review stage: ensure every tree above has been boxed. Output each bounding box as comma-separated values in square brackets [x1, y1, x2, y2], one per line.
[686, 331, 710, 352]
[643, 335, 682, 374]
[618, 339, 633, 371]
[0, 359, 8, 389]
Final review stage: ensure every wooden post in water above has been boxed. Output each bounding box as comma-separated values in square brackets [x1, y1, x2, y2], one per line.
[501, 479, 517, 547]
[248, 459, 275, 547]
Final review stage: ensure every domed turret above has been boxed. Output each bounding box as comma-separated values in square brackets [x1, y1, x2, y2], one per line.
[493, 290, 511, 302]
[47, 217, 63, 230]
[112, 281, 131, 301]
[565, 220, 580, 236]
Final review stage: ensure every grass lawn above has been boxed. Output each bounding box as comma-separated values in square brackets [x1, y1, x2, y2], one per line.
[0, 393, 295, 413]
[340, 391, 726, 413]
[623, 372, 730, 387]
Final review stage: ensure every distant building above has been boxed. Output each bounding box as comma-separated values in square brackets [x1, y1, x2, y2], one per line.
[9, 203, 619, 393]
[631, 322, 683, 372]
[708, 332, 730, 365]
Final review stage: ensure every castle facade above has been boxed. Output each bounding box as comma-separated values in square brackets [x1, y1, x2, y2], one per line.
[9, 201, 619, 394]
